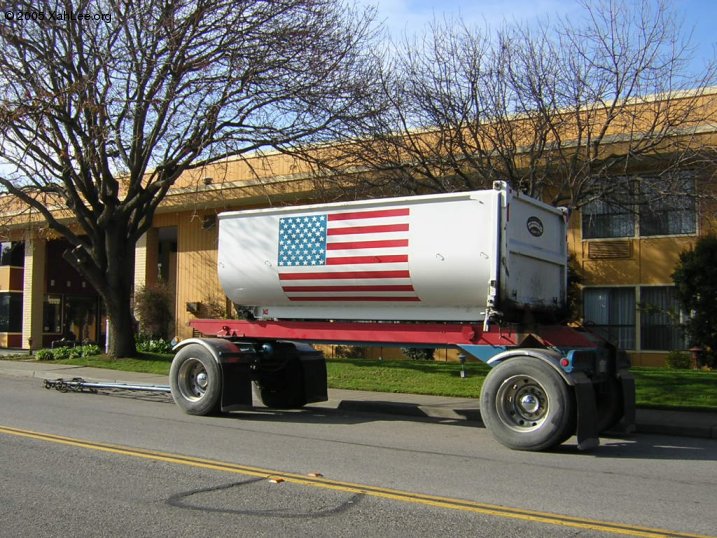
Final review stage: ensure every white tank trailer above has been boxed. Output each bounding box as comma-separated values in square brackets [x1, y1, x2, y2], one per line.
[171, 182, 635, 451]
[217, 182, 567, 323]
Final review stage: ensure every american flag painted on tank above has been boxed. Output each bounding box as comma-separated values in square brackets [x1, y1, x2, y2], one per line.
[276, 207, 420, 302]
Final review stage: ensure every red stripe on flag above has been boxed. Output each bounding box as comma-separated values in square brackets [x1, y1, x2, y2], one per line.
[326, 239, 408, 250]
[328, 223, 409, 235]
[279, 270, 411, 280]
[328, 208, 410, 221]
[282, 285, 415, 292]
[326, 255, 408, 265]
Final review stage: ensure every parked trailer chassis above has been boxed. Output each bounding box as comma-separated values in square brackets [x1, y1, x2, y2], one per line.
[175, 319, 635, 452]
[43, 318, 635, 452]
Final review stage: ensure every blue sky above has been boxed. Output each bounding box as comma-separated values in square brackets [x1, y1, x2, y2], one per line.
[361, 0, 716, 73]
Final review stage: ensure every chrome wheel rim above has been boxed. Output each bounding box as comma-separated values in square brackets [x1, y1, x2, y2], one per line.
[177, 358, 209, 402]
[496, 374, 549, 432]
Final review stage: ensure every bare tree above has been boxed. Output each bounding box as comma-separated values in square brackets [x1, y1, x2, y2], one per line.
[0, 0, 380, 356]
[337, 0, 717, 211]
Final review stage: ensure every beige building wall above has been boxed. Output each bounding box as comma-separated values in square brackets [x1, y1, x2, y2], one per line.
[134, 232, 148, 293]
[22, 234, 45, 350]
[174, 211, 225, 339]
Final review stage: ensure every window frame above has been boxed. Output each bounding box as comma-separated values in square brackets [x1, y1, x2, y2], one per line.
[0, 241, 25, 267]
[638, 176, 696, 237]
[0, 292, 23, 333]
[639, 285, 687, 351]
[582, 286, 636, 350]
[581, 174, 697, 240]
[581, 178, 636, 240]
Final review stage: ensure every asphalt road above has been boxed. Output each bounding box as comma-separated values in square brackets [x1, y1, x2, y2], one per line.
[1, 375, 715, 537]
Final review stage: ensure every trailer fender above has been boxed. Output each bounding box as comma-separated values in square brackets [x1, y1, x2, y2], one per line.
[485, 348, 570, 383]
[172, 338, 253, 412]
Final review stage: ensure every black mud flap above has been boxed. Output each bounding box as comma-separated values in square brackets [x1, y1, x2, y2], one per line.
[252, 341, 328, 407]
[293, 342, 328, 404]
[572, 372, 599, 450]
[220, 361, 253, 411]
[617, 369, 636, 433]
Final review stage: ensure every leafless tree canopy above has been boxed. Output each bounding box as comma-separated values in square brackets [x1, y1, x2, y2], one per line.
[339, 0, 717, 211]
[0, 0, 380, 356]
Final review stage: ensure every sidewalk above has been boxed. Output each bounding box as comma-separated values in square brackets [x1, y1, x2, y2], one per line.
[2, 358, 716, 440]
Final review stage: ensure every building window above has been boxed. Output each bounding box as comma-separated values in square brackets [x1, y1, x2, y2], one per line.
[583, 287, 635, 349]
[640, 286, 686, 351]
[0, 293, 23, 332]
[582, 175, 696, 239]
[581, 184, 635, 239]
[43, 295, 62, 334]
[639, 177, 696, 236]
[0, 242, 24, 267]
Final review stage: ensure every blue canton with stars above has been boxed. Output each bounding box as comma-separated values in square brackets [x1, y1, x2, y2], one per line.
[277, 215, 328, 267]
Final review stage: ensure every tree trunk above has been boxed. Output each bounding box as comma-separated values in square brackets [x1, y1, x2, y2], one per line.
[106, 298, 138, 358]
[100, 226, 138, 358]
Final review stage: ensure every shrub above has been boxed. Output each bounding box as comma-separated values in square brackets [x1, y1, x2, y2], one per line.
[333, 345, 367, 359]
[44, 344, 103, 360]
[51, 346, 72, 360]
[673, 236, 717, 368]
[401, 347, 435, 360]
[134, 282, 173, 339]
[693, 349, 716, 369]
[35, 349, 54, 361]
[566, 253, 584, 322]
[79, 344, 102, 357]
[136, 334, 173, 354]
[665, 350, 691, 369]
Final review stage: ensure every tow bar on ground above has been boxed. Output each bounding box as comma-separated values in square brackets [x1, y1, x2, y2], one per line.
[44, 377, 171, 394]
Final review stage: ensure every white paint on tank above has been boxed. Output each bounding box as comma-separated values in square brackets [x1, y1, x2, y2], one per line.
[217, 182, 567, 322]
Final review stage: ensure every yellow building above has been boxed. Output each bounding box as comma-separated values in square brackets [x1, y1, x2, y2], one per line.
[2, 91, 716, 367]
[570, 183, 704, 366]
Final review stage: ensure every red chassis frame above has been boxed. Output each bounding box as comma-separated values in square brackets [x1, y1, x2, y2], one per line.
[188, 319, 597, 352]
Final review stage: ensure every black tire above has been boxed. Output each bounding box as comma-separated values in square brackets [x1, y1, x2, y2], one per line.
[595, 378, 623, 433]
[254, 357, 306, 409]
[480, 357, 576, 451]
[170, 344, 222, 416]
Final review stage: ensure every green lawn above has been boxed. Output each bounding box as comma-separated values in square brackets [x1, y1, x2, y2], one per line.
[326, 358, 490, 398]
[632, 367, 717, 410]
[7, 353, 717, 410]
[45, 352, 173, 376]
[326, 359, 717, 410]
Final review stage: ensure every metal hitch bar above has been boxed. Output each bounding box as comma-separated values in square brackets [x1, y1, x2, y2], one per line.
[44, 377, 171, 394]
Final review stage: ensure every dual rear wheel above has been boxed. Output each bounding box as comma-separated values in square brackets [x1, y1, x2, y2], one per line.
[170, 343, 306, 415]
